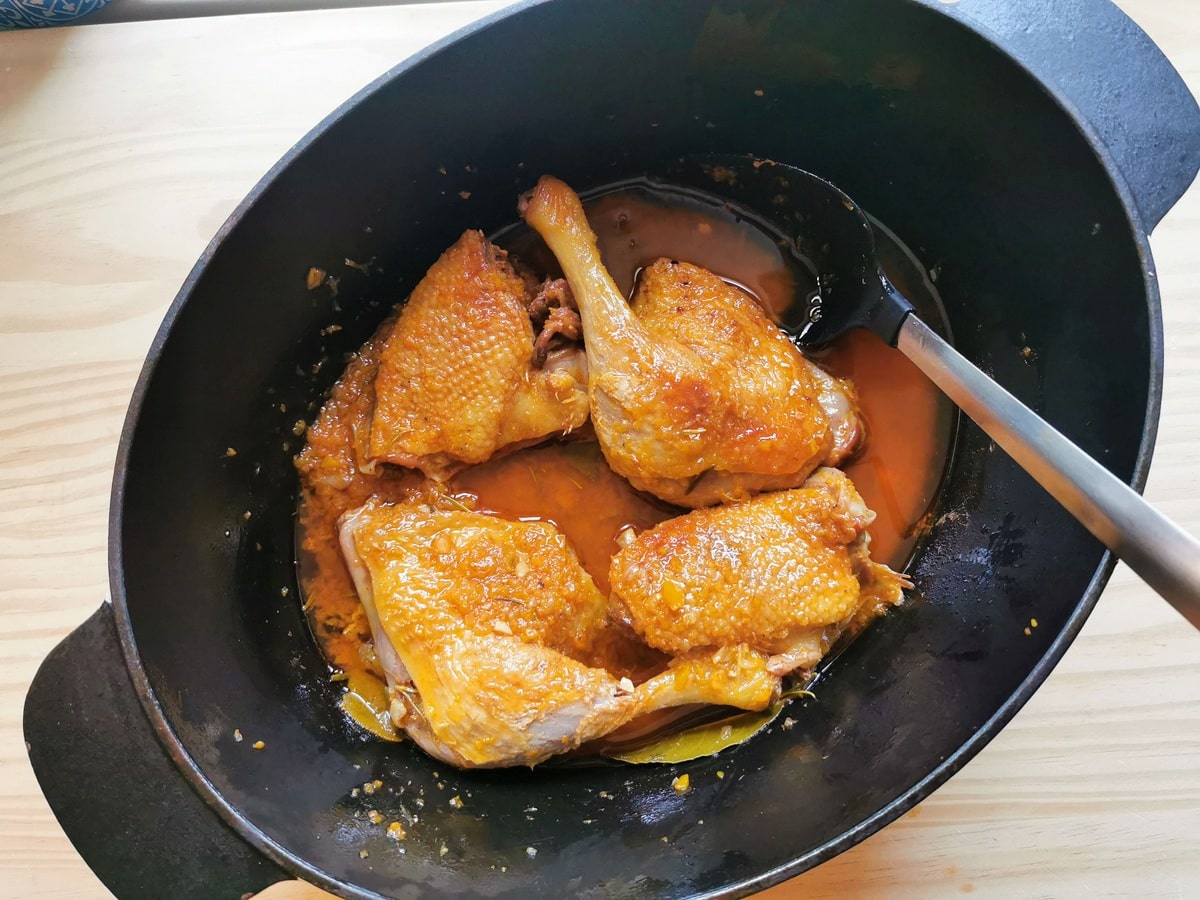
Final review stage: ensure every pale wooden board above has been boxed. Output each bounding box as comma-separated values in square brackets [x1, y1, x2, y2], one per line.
[0, 2, 1196, 898]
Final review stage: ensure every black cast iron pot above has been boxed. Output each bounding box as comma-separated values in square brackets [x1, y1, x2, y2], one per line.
[25, 1, 1200, 897]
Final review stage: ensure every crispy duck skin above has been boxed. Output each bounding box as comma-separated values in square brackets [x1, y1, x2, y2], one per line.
[367, 230, 588, 480]
[609, 467, 907, 676]
[520, 175, 860, 507]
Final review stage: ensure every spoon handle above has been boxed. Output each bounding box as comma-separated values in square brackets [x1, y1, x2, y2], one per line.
[897, 315, 1200, 628]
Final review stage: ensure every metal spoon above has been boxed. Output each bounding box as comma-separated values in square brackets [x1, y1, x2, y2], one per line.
[664, 153, 1200, 627]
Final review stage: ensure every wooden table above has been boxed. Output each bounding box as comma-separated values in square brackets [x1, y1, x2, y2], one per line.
[1, 2, 1197, 897]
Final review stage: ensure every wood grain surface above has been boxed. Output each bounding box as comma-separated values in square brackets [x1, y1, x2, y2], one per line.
[1, 2, 1197, 897]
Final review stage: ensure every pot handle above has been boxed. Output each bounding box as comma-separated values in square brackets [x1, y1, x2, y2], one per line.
[23, 603, 291, 900]
[932, 0, 1200, 230]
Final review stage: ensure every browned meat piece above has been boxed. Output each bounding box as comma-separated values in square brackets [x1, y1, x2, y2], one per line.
[609, 467, 907, 679]
[367, 231, 589, 480]
[520, 175, 861, 507]
[339, 498, 637, 768]
[526, 276, 577, 325]
[533, 306, 584, 368]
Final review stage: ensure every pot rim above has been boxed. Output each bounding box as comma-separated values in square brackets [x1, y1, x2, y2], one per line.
[106, 1, 1166, 897]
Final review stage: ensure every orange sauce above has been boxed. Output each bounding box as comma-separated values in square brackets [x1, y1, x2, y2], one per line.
[294, 324, 423, 735]
[825, 330, 951, 566]
[452, 441, 673, 598]
[294, 183, 953, 740]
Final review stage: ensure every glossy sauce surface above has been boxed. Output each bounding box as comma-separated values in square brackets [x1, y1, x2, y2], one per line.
[295, 184, 954, 740]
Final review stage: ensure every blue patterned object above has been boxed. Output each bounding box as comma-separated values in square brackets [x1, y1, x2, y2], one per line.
[0, 0, 110, 29]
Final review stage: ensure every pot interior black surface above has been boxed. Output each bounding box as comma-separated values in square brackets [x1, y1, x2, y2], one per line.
[114, 1, 1156, 896]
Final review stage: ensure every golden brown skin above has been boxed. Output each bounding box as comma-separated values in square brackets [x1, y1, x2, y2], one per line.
[631, 644, 779, 714]
[338, 497, 809, 766]
[368, 230, 588, 480]
[521, 176, 860, 507]
[634, 259, 862, 502]
[609, 468, 906, 673]
[339, 498, 637, 768]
